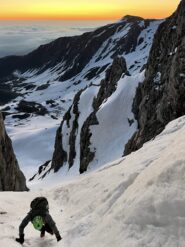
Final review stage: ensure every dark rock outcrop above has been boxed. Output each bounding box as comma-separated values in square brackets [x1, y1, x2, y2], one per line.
[12, 113, 30, 120]
[0, 83, 19, 105]
[16, 100, 48, 116]
[51, 89, 85, 172]
[80, 112, 98, 173]
[51, 124, 68, 172]
[29, 160, 51, 181]
[93, 57, 128, 110]
[0, 113, 28, 191]
[124, 0, 185, 155]
[36, 83, 50, 91]
[68, 90, 83, 168]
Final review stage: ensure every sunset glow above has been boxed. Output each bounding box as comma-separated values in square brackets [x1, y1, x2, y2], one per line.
[0, 0, 181, 20]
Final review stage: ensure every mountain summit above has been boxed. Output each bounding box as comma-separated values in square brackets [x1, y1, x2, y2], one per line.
[121, 15, 144, 22]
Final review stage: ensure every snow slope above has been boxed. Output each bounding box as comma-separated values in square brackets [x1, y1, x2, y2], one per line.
[6, 116, 60, 178]
[1, 116, 185, 247]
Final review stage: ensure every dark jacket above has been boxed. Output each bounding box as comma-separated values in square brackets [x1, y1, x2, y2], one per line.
[19, 209, 60, 237]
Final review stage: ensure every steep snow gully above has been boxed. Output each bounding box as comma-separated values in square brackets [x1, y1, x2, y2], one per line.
[1, 116, 185, 247]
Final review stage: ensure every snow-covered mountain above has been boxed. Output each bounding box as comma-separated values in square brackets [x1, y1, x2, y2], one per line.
[0, 16, 162, 179]
[36, 0, 185, 180]
[1, 116, 185, 246]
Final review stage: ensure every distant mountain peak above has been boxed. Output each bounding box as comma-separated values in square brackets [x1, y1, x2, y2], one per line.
[121, 15, 144, 22]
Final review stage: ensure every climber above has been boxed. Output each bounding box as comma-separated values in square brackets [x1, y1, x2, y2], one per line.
[15, 197, 62, 244]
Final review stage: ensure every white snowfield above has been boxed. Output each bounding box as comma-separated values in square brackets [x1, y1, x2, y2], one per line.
[1, 116, 185, 247]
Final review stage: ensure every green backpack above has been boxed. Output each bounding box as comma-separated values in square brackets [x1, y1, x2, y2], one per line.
[32, 216, 44, 231]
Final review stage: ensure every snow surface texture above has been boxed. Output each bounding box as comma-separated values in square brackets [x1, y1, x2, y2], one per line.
[1, 19, 162, 179]
[1, 116, 185, 247]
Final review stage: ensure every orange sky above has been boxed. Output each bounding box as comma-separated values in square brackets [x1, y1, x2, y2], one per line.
[0, 0, 181, 20]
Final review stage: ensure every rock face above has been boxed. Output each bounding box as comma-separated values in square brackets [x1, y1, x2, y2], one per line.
[0, 113, 27, 191]
[16, 100, 48, 116]
[51, 92, 81, 172]
[124, 0, 185, 155]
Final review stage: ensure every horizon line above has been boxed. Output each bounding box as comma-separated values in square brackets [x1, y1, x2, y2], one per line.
[0, 16, 166, 21]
